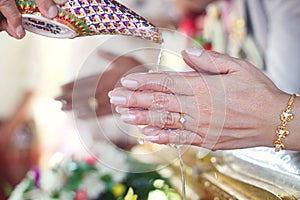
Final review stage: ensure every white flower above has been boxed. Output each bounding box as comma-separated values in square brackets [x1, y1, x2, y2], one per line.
[59, 191, 74, 200]
[8, 178, 30, 200]
[23, 189, 57, 200]
[78, 172, 105, 199]
[148, 190, 168, 200]
[92, 142, 129, 182]
[100, 166, 127, 183]
[40, 169, 65, 192]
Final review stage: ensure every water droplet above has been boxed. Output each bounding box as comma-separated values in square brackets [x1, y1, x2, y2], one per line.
[137, 137, 144, 145]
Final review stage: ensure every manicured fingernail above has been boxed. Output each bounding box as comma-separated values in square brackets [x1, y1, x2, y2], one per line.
[145, 136, 159, 142]
[185, 47, 203, 57]
[115, 106, 129, 113]
[121, 114, 136, 122]
[54, 0, 67, 4]
[110, 96, 127, 105]
[16, 25, 24, 39]
[121, 79, 138, 88]
[48, 5, 58, 18]
[108, 91, 113, 98]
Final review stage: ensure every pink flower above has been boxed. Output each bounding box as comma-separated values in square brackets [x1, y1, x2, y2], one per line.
[74, 190, 88, 200]
[85, 157, 97, 166]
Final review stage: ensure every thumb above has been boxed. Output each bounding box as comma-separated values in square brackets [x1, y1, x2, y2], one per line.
[97, 49, 118, 62]
[182, 48, 239, 74]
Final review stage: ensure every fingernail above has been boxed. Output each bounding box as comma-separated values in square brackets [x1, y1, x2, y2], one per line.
[48, 5, 58, 18]
[108, 91, 113, 98]
[145, 136, 159, 142]
[121, 114, 136, 122]
[54, 0, 67, 4]
[60, 99, 68, 105]
[115, 106, 129, 113]
[16, 25, 24, 39]
[110, 96, 127, 105]
[185, 47, 203, 57]
[121, 79, 138, 88]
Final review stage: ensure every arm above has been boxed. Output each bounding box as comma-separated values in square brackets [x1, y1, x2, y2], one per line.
[109, 47, 300, 151]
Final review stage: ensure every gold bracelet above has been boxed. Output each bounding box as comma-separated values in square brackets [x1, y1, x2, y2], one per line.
[274, 94, 296, 152]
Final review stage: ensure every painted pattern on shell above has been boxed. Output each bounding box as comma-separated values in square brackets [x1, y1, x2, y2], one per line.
[16, 0, 162, 43]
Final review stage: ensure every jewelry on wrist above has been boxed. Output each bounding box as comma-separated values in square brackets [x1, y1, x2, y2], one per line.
[274, 94, 296, 152]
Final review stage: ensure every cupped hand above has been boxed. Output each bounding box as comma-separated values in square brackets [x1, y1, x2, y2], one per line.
[56, 50, 145, 119]
[109, 48, 289, 150]
[0, 0, 67, 39]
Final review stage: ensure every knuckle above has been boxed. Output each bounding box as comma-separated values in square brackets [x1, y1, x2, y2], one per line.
[178, 132, 188, 144]
[0, 0, 10, 7]
[160, 111, 176, 127]
[159, 75, 175, 93]
[208, 51, 236, 70]
[152, 93, 170, 110]
[127, 92, 138, 106]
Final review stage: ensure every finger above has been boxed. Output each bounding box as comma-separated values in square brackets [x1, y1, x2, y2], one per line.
[35, 0, 58, 18]
[182, 48, 240, 74]
[55, 93, 72, 108]
[141, 127, 241, 150]
[60, 81, 75, 92]
[60, 93, 105, 111]
[97, 49, 119, 62]
[121, 72, 204, 95]
[142, 127, 202, 146]
[77, 105, 112, 119]
[53, 0, 68, 4]
[110, 89, 199, 113]
[76, 107, 100, 119]
[118, 109, 197, 131]
[0, 0, 25, 38]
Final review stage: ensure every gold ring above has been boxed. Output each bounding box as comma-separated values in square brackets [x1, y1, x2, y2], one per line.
[179, 112, 186, 130]
[88, 97, 98, 110]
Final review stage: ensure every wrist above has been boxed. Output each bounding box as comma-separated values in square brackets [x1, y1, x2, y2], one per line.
[273, 94, 299, 151]
[283, 95, 300, 151]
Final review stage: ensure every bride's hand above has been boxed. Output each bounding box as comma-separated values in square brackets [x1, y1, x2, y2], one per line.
[109, 48, 289, 150]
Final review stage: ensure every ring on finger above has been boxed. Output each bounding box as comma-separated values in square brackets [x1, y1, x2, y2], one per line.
[159, 110, 174, 128]
[179, 112, 186, 130]
[88, 96, 99, 110]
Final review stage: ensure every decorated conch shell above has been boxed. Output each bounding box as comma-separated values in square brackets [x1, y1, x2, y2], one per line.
[16, 0, 162, 43]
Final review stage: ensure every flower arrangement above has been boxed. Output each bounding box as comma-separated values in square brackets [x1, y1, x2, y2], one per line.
[8, 142, 181, 200]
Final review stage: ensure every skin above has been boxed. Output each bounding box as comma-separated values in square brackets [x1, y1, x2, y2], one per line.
[0, 92, 33, 149]
[109, 48, 300, 151]
[55, 50, 146, 119]
[0, 0, 67, 39]
[174, 0, 216, 16]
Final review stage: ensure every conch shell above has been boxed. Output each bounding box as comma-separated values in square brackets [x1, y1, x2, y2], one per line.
[16, 0, 162, 43]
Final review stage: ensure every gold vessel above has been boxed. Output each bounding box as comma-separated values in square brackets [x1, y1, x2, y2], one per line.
[136, 144, 300, 199]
